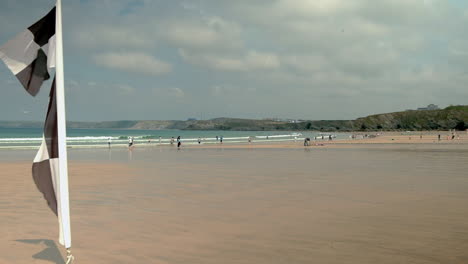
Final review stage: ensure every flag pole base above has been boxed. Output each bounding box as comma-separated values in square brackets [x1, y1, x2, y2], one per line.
[66, 248, 74, 264]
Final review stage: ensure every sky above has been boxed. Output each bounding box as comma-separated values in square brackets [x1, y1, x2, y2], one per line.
[0, 0, 467, 121]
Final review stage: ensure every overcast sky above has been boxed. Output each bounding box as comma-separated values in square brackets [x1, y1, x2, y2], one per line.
[1, 0, 467, 121]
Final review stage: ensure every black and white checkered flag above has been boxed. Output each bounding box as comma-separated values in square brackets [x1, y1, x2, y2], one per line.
[0, 4, 73, 256]
[32, 77, 60, 216]
[0, 7, 55, 96]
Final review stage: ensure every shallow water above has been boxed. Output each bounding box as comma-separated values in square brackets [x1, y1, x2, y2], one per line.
[0, 127, 349, 148]
[1, 144, 468, 263]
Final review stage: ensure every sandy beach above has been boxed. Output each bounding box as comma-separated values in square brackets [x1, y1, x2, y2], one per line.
[180, 131, 468, 149]
[1, 135, 468, 263]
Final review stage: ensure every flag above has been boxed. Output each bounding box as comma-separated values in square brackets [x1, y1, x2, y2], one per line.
[0, 7, 56, 96]
[33, 77, 59, 216]
[32, 76, 69, 244]
[0, 3, 72, 256]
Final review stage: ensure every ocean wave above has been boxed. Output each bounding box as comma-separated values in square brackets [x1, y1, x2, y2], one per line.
[0, 137, 43, 141]
[0, 134, 304, 145]
[0, 136, 122, 142]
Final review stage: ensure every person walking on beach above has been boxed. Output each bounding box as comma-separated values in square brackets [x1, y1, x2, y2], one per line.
[108, 137, 112, 148]
[198, 137, 201, 144]
[159, 136, 162, 145]
[177, 136, 181, 143]
[177, 140, 181, 149]
[128, 137, 134, 147]
[216, 136, 219, 141]
[438, 134, 441, 141]
[170, 137, 174, 145]
[220, 136, 223, 144]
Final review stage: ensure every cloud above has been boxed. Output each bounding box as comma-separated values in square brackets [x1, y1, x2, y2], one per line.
[74, 25, 155, 49]
[160, 16, 243, 51]
[116, 84, 136, 94]
[94, 52, 172, 75]
[179, 49, 280, 71]
[170, 87, 185, 97]
[152, 87, 185, 98]
[2, 0, 468, 121]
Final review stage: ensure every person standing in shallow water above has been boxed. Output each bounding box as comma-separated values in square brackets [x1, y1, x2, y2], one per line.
[177, 136, 181, 149]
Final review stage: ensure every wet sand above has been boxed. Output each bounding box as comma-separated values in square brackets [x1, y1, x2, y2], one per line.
[1, 141, 468, 263]
[182, 131, 468, 149]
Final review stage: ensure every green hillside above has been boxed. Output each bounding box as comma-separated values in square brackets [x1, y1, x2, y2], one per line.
[353, 105, 468, 131]
[1, 105, 467, 131]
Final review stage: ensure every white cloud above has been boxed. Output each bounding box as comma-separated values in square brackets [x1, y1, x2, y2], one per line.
[73, 25, 155, 49]
[94, 52, 172, 75]
[160, 16, 243, 51]
[273, 0, 358, 17]
[170, 87, 185, 97]
[179, 49, 280, 71]
[152, 87, 185, 98]
[116, 84, 136, 95]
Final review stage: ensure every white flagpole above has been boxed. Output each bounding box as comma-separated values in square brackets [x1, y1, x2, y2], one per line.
[55, 0, 72, 252]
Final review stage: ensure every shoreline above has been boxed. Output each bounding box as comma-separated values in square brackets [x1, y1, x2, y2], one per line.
[0, 131, 466, 150]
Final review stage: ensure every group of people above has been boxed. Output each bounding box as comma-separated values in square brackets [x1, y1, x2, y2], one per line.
[314, 134, 335, 140]
[169, 136, 182, 148]
[106, 135, 228, 149]
[107, 137, 134, 148]
[438, 131, 461, 141]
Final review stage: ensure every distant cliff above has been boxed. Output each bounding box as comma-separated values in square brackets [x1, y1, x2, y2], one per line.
[352, 105, 468, 131]
[1, 105, 467, 131]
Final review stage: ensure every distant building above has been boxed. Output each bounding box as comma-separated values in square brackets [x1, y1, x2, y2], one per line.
[417, 104, 439, 111]
[265, 118, 304, 123]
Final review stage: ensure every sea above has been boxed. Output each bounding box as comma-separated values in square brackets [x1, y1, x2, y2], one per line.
[0, 127, 351, 149]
